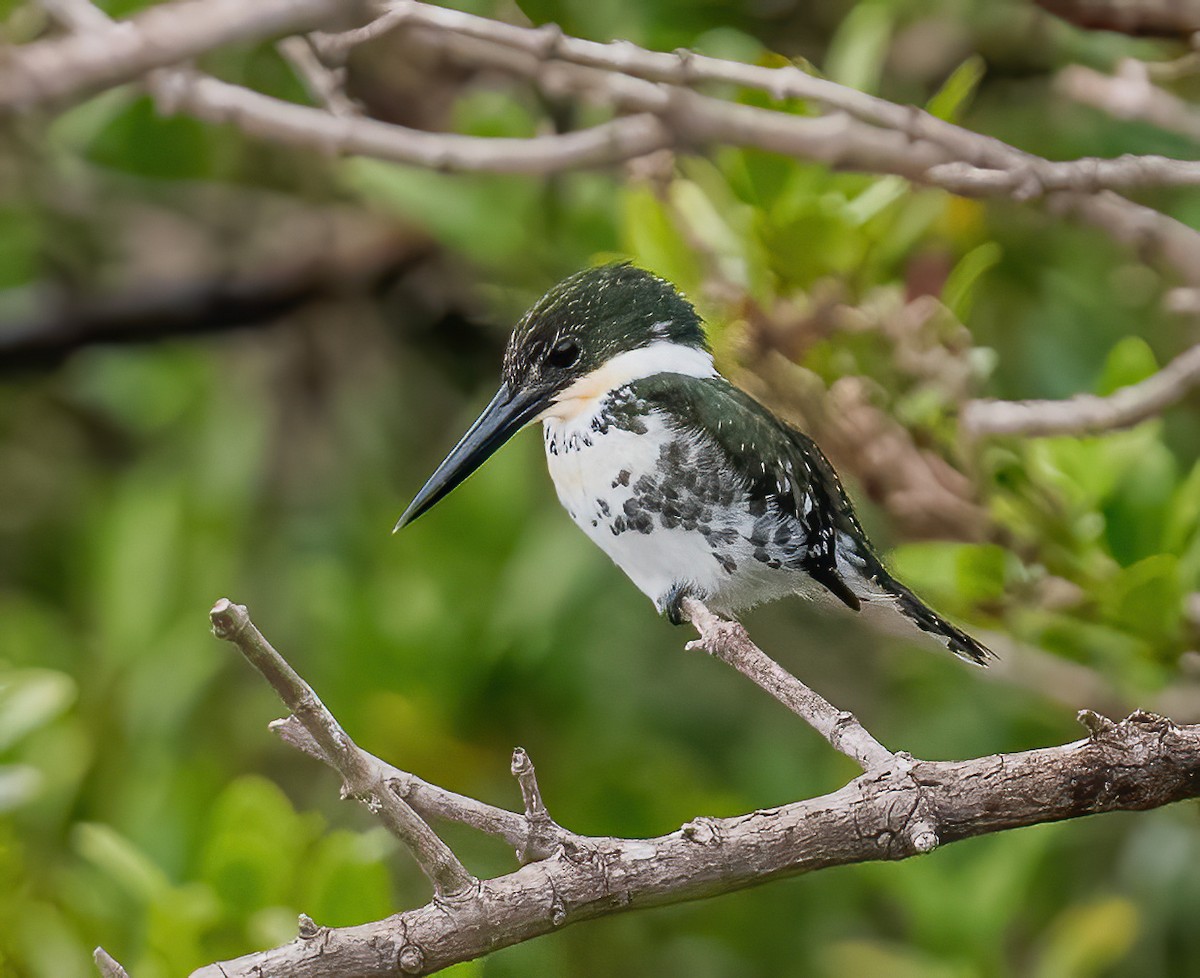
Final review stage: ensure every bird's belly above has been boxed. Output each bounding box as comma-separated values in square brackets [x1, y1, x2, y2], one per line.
[542, 412, 800, 614]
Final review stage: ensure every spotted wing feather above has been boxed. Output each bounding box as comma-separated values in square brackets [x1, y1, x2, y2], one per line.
[634, 375, 993, 665]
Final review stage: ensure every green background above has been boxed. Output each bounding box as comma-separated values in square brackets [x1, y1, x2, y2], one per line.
[2, 0, 1199, 975]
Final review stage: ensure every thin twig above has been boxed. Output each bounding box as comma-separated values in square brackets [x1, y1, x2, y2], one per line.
[963, 343, 1200, 437]
[270, 714, 544, 851]
[277, 35, 361, 117]
[680, 597, 895, 771]
[158, 71, 673, 172]
[511, 747, 560, 863]
[209, 599, 477, 898]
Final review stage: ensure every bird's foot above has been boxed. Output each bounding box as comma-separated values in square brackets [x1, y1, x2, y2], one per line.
[663, 584, 692, 626]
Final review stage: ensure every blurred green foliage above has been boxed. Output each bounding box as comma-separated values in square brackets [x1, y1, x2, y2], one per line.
[2, 0, 1200, 976]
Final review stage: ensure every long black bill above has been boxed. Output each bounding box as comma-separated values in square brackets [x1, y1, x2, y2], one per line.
[394, 382, 545, 531]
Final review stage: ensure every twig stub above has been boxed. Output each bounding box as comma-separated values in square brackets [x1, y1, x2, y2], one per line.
[209, 597, 477, 899]
[93, 948, 131, 978]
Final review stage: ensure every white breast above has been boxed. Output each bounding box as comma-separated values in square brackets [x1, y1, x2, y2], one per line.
[536, 343, 820, 614]
[543, 409, 731, 611]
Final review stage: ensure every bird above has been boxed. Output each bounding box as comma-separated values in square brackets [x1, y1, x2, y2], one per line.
[395, 262, 992, 665]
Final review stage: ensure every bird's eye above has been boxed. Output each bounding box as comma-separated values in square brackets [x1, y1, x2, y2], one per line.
[546, 339, 580, 370]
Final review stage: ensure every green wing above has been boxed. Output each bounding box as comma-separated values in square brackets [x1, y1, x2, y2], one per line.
[633, 374, 868, 610]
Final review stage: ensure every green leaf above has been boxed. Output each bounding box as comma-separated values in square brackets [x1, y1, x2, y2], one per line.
[1034, 896, 1139, 978]
[73, 823, 172, 903]
[824, 3, 893, 95]
[0, 668, 76, 753]
[621, 186, 704, 293]
[345, 159, 540, 266]
[927, 55, 987, 123]
[1103, 553, 1182, 646]
[0, 765, 42, 811]
[87, 97, 219, 180]
[943, 242, 1002, 320]
[1096, 336, 1158, 396]
[198, 776, 322, 916]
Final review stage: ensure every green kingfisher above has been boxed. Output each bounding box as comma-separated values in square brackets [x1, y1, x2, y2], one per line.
[396, 263, 992, 665]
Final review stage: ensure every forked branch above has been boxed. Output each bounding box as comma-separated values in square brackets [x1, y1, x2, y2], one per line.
[91, 600, 1200, 978]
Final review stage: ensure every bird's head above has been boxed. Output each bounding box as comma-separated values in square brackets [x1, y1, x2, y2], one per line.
[394, 262, 709, 529]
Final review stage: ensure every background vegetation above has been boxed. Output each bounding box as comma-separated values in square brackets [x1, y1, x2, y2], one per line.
[2, 0, 1199, 975]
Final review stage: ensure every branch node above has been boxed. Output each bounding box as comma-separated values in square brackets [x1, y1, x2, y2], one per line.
[681, 815, 722, 846]
[909, 820, 940, 853]
[209, 597, 249, 640]
[398, 943, 426, 975]
[1125, 708, 1171, 729]
[535, 20, 565, 58]
[1078, 708, 1118, 739]
[550, 897, 568, 926]
[297, 913, 322, 940]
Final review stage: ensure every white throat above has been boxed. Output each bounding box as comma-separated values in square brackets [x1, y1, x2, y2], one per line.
[538, 341, 717, 424]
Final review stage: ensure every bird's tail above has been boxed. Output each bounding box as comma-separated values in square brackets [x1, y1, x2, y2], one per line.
[845, 544, 994, 666]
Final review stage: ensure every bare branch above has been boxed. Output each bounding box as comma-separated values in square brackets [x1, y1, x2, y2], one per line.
[29, 0, 1200, 286]
[1034, 0, 1200, 37]
[963, 342, 1200, 437]
[159, 71, 673, 172]
[6, 0, 369, 110]
[270, 714, 548, 852]
[325, 2, 1200, 284]
[39, 0, 675, 176]
[277, 35, 361, 117]
[927, 155, 1200, 199]
[680, 597, 894, 771]
[1058, 61, 1200, 141]
[188, 708, 1200, 978]
[1167, 287, 1200, 315]
[209, 599, 477, 898]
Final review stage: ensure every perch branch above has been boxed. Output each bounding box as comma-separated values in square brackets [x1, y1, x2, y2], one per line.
[209, 599, 476, 898]
[963, 342, 1200, 437]
[680, 597, 894, 771]
[89, 601, 1200, 978]
[186, 707, 1200, 978]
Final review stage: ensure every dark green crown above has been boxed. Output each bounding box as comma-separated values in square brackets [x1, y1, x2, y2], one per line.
[502, 263, 708, 389]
